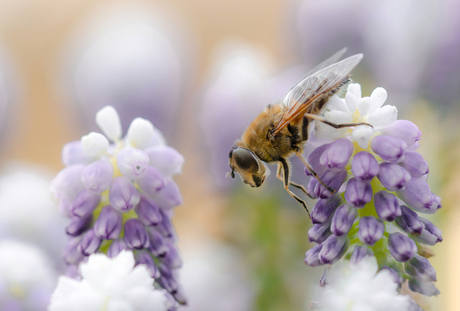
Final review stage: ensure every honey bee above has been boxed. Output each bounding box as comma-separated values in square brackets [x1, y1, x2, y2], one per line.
[228, 49, 371, 216]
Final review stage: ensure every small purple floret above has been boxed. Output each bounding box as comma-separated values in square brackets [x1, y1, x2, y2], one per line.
[408, 279, 440, 297]
[94, 205, 123, 240]
[330, 204, 357, 237]
[124, 218, 150, 250]
[319, 235, 349, 264]
[349, 245, 374, 265]
[344, 178, 373, 208]
[117, 147, 150, 180]
[145, 145, 184, 178]
[152, 179, 183, 210]
[304, 243, 323, 267]
[109, 176, 140, 212]
[107, 238, 129, 258]
[395, 205, 424, 235]
[351, 151, 379, 181]
[405, 254, 437, 282]
[378, 162, 411, 191]
[71, 189, 100, 218]
[381, 120, 422, 146]
[81, 160, 113, 193]
[307, 144, 329, 177]
[147, 227, 169, 257]
[319, 138, 354, 171]
[160, 243, 182, 269]
[399, 151, 429, 178]
[358, 216, 384, 246]
[388, 232, 417, 262]
[398, 178, 434, 212]
[62, 236, 84, 265]
[308, 222, 332, 243]
[135, 250, 161, 279]
[311, 196, 341, 225]
[412, 218, 443, 246]
[66, 215, 93, 237]
[78, 229, 102, 256]
[374, 190, 402, 221]
[371, 135, 407, 163]
[137, 166, 165, 197]
[312, 169, 348, 199]
[136, 194, 162, 226]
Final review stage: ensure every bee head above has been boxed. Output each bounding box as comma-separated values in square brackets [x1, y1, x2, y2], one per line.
[228, 146, 267, 187]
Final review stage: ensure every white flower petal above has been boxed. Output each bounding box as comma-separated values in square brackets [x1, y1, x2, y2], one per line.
[345, 92, 358, 112]
[347, 83, 362, 99]
[127, 118, 156, 150]
[356, 97, 371, 117]
[368, 105, 398, 128]
[352, 125, 374, 148]
[96, 106, 122, 142]
[369, 87, 388, 113]
[81, 132, 109, 157]
[324, 110, 353, 124]
[325, 95, 349, 113]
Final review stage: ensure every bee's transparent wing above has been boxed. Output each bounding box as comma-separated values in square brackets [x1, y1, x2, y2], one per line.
[273, 53, 363, 134]
[298, 48, 348, 81]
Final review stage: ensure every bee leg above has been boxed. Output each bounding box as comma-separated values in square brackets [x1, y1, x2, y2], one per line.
[279, 159, 311, 217]
[276, 163, 314, 199]
[304, 113, 373, 129]
[295, 152, 337, 195]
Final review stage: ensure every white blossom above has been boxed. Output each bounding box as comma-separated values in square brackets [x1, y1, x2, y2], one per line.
[96, 105, 122, 141]
[313, 84, 398, 148]
[81, 132, 109, 157]
[49, 250, 173, 311]
[312, 256, 412, 311]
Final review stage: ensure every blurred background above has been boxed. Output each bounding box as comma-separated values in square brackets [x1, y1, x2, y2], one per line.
[0, 0, 457, 310]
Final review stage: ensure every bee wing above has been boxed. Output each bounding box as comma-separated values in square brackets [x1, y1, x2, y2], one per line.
[301, 48, 348, 79]
[272, 53, 363, 134]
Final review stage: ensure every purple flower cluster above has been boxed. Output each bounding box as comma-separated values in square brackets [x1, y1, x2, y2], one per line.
[51, 106, 186, 306]
[304, 85, 441, 301]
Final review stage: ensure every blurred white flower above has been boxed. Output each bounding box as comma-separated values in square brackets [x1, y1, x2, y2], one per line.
[0, 239, 57, 311]
[311, 256, 412, 311]
[49, 250, 174, 311]
[0, 163, 67, 266]
[180, 239, 255, 311]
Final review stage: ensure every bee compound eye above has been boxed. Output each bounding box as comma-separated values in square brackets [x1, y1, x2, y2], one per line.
[233, 148, 259, 173]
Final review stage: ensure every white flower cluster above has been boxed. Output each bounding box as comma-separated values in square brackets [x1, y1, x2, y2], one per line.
[49, 251, 174, 311]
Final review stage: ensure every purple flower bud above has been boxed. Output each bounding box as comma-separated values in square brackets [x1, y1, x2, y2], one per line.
[371, 135, 407, 163]
[78, 229, 102, 256]
[399, 151, 429, 178]
[158, 264, 179, 293]
[377, 162, 411, 191]
[50, 164, 85, 200]
[412, 218, 443, 245]
[388, 232, 417, 262]
[344, 178, 373, 208]
[312, 169, 348, 199]
[94, 205, 122, 239]
[71, 189, 100, 218]
[311, 196, 341, 225]
[137, 166, 165, 196]
[59, 198, 73, 217]
[161, 243, 182, 269]
[107, 238, 128, 258]
[147, 227, 169, 257]
[306, 178, 319, 199]
[62, 236, 84, 265]
[358, 216, 384, 246]
[409, 278, 440, 297]
[152, 179, 183, 210]
[306, 144, 329, 177]
[308, 222, 332, 243]
[136, 194, 162, 226]
[65, 264, 80, 280]
[135, 250, 160, 279]
[319, 235, 349, 264]
[381, 266, 404, 284]
[351, 151, 379, 181]
[304, 243, 323, 267]
[66, 215, 93, 237]
[81, 160, 113, 193]
[381, 120, 422, 146]
[154, 209, 176, 238]
[395, 205, 424, 235]
[117, 148, 150, 180]
[319, 138, 354, 171]
[109, 176, 140, 212]
[398, 178, 433, 213]
[330, 204, 357, 236]
[404, 254, 437, 282]
[429, 193, 442, 213]
[124, 219, 150, 249]
[349, 245, 374, 265]
[374, 190, 402, 221]
[145, 145, 184, 178]
[62, 141, 94, 166]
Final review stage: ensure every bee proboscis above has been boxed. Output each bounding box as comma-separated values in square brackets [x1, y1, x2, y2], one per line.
[228, 48, 371, 217]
